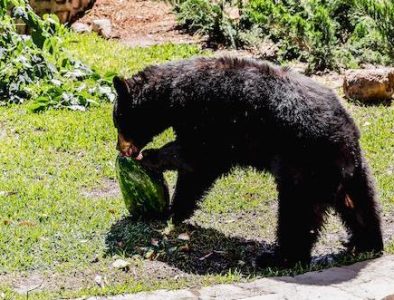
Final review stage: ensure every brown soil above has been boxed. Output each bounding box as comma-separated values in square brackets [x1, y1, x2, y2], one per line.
[1, 261, 189, 295]
[3, 208, 393, 295]
[78, 0, 201, 47]
[82, 178, 120, 199]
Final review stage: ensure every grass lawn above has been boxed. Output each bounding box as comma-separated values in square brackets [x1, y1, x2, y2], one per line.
[0, 33, 393, 299]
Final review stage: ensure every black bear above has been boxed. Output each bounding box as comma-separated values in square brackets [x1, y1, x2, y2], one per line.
[112, 56, 383, 267]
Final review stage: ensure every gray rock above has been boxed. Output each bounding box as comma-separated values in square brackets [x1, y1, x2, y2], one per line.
[92, 19, 112, 39]
[94, 274, 105, 288]
[71, 22, 92, 33]
[198, 284, 249, 300]
[111, 259, 130, 271]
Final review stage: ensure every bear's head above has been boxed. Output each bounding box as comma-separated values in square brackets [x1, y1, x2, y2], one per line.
[113, 75, 169, 158]
[113, 76, 144, 158]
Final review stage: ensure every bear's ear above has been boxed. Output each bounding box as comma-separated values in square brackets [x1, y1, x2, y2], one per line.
[113, 76, 130, 97]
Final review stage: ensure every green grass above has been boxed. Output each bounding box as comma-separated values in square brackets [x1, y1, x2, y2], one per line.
[0, 32, 393, 299]
[350, 104, 394, 208]
[64, 32, 210, 77]
[0, 105, 117, 272]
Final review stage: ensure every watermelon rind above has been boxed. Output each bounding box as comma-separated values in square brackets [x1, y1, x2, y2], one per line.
[116, 155, 169, 220]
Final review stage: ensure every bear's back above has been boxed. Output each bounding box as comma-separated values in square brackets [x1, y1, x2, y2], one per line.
[162, 56, 356, 142]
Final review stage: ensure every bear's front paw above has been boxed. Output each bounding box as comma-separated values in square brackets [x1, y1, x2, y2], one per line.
[140, 149, 162, 171]
[169, 210, 189, 226]
[170, 215, 185, 226]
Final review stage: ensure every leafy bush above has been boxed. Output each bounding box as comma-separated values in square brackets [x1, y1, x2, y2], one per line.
[357, 0, 394, 55]
[173, 0, 218, 34]
[305, 2, 337, 72]
[239, 0, 340, 72]
[173, 0, 240, 47]
[0, 0, 114, 111]
[170, 0, 394, 72]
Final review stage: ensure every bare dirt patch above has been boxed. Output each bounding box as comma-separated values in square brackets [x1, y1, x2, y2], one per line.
[82, 178, 120, 199]
[78, 0, 201, 47]
[2, 205, 393, 296]
[0, 261, 189, 295]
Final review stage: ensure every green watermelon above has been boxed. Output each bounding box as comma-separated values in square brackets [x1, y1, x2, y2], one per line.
[116, 155, 169, 220]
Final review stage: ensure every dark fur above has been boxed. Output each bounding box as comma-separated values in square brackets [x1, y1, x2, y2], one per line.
[113, 56, 383, 267]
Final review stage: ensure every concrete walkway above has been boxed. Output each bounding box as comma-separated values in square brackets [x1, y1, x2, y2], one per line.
[89, 255, 394, 300]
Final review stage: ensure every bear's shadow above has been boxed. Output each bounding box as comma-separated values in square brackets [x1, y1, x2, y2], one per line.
[105, 216, 372, 284]
[346, 97, 392, 107]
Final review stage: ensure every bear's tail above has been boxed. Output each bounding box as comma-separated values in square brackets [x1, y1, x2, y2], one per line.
[337, 151, 384, 254]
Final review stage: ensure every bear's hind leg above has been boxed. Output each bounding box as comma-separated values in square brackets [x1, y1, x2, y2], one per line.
[335, 156, 383, 254]
[256, 160, 337, 269]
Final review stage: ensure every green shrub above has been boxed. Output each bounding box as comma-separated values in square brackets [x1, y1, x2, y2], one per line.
[0, 0, 114, 111]
[305, 2, 337, 72]
[170, 0, 394, 72]
[173, 0, 240, 47]
[356, 0, 394, 55]
[342, 16, 390, 66]
[174, 0, 218, 34]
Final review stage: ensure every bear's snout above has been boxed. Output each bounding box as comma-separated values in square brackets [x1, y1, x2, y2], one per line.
[117, 133, 142, 160]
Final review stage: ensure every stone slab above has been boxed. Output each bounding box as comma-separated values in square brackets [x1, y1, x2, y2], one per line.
[86, 255, 394, 300]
